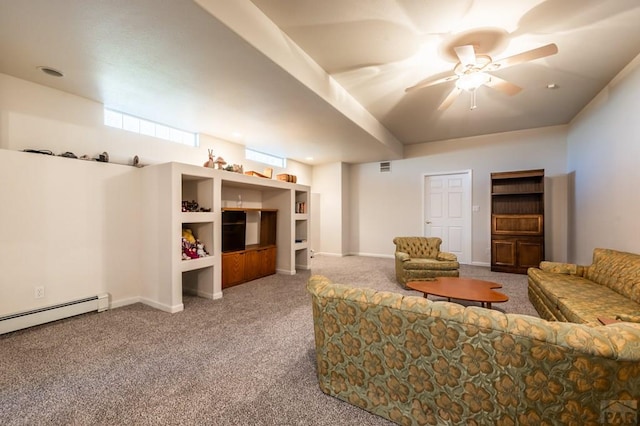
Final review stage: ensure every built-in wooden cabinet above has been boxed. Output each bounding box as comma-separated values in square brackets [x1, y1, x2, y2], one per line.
[491, 169, 544, 274]
[221, 208, 277, 288]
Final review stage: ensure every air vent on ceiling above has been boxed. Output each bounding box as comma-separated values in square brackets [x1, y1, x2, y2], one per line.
[379, 161, 391, 173]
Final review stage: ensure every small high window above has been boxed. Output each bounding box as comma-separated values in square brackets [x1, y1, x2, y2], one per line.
[245, 148, 286, 168]
[104, 109, 198, 147]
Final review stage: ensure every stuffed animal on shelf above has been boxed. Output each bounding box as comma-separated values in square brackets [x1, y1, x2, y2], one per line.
[182, 228, 196, 245]
[182, 228, 209, 259]
[182, 237, 198, 259]
[196, 240, 208, 257]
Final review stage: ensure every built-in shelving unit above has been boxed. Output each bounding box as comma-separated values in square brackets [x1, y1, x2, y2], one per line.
[141, 162, 310, 313]
[140, 163, 217, 313]
[294, 190, 310, 270]
[491, 169, 545, 274]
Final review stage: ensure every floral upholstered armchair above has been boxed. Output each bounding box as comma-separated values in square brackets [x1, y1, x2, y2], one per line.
[393, 236, 459, 288]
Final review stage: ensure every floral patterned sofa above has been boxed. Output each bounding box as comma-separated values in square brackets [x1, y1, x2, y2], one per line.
[528, 248, 640, 326]
[308, 275, 640, 425]
[393, 237, 459, 287]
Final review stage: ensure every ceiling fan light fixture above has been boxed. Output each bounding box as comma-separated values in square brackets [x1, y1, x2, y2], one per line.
[455, 72, 490, 91]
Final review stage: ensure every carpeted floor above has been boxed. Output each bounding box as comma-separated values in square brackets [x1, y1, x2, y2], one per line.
[0, 256, 537, 425]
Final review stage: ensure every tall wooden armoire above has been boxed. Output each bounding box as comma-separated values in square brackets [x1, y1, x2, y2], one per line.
[490, 169, 544, 274]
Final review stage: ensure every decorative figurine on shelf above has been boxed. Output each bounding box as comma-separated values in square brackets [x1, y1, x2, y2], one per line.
[182, 200, 198, 212]
[223, 164, 242, 173]
[214, 156, 227, 170]
[203, 149, 215, 168]
[182, 200, 211, 212]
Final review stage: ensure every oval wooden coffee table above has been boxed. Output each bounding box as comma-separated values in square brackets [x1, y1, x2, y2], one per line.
[407, 277, 509, 309]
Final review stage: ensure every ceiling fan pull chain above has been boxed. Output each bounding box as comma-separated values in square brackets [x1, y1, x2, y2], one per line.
[470, 90, 478, 110]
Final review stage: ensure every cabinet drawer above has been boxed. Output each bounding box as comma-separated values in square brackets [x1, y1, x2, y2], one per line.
[492, 214, 543, 235]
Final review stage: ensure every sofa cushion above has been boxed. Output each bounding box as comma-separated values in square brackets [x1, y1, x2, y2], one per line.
[584, 248, 640, 304]
[403, 258, 459, 271]
[529, 268, 640, 325]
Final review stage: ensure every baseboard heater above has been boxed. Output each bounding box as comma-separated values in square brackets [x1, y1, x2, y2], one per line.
[0, 294, 109, 335]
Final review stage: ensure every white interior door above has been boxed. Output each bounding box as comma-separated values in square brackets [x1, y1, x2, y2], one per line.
[424, 172, 471, 264]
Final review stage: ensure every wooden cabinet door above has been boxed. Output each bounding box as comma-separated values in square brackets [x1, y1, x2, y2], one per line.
[492, 237, 543, 273]
[261, 247, 276, 276]
[492, 239, 517, 267]
[245, 249, 262, 281]
[517, 238, 544, 269]
[222, 252, 245, 288]
[246, 247, 277, 279]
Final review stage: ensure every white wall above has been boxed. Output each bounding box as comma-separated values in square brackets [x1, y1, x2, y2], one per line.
[311, 162, 348, 256]
[0, 73, 312, 316]
[567, 54, 640, 264]
[341, 163, 351, 255]
[348, 126, 569, 263]
[0, 149, 141, 315]
[0, 73, 312, 185]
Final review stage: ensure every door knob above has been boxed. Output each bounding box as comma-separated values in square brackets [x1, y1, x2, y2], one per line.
[425, 221, 432, 224]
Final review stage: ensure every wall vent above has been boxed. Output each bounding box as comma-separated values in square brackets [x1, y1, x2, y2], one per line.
[379, 161, 391, 172]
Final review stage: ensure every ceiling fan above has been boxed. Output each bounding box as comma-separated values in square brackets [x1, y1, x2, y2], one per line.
[405, 42, 558, 110]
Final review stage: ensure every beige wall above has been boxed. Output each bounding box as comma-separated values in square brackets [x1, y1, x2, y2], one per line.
[347, 126, 569, 264]
[567, 53, 640, 264]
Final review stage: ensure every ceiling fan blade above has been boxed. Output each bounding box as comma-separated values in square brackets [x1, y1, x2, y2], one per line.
[485, 74, 522, 96]
[490, 43, 558, 70]
[438, 87, 462, 110]
[405, 74, 458, 93]
[454, 45, 477, 67]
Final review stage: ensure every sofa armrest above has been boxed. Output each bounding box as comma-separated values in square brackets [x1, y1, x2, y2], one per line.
[437, 252, 457, 262]
[615, 314, 640, 323]
[539, 261, 585, 276]
[395, 251, 410, 262]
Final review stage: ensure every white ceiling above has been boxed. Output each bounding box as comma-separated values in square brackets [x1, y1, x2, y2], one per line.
[1, 0, 640, 165]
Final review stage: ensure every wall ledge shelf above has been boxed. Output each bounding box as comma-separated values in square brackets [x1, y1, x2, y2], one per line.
[180, 256, 214, 272]
[180, 212, 215, 223]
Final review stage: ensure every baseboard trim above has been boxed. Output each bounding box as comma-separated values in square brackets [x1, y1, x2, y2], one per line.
[110, 296, 141, 310]
[471, 261, 491, 267]
[349, 252, 394, 259]
[313, 252, 344, 257]
[139, 297, 184, 313]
